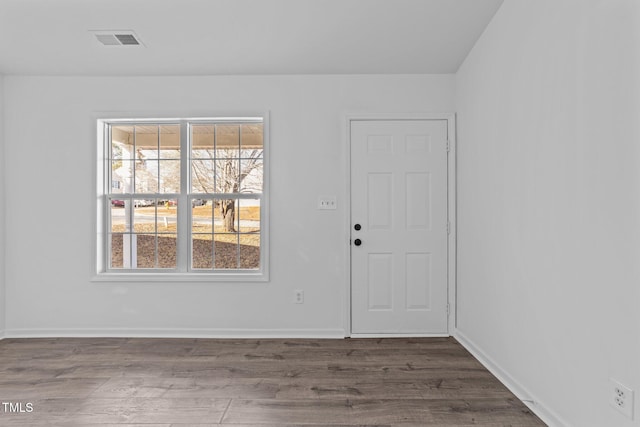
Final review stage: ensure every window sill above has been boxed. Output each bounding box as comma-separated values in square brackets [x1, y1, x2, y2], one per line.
[91, 271, 269, 283]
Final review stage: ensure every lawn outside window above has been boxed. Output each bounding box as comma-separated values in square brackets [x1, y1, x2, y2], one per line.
[94, 116, 268, 282]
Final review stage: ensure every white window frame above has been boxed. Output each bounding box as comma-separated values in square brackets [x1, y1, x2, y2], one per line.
[93, 114, 269, 282]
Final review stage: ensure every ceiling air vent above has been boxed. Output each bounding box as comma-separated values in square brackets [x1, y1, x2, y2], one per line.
[91, 30, 144, 47]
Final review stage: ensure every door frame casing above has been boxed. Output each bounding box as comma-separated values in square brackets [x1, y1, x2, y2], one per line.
[344, 113, 457, 338]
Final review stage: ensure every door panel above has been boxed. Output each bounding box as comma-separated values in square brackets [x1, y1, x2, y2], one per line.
[406, 172, 431, 229]
[406, 252, 431, 310]
[368, 173, 393, 229]
[351, 120, 448, 334]
[368, 253, 393, 310]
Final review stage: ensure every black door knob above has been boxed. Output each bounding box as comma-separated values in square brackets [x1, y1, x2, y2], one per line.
[354, 224, 361, 231]
[354, 239, 362, 246]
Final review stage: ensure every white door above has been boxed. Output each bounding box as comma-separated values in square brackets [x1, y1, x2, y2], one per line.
[350, 119, 449, 335]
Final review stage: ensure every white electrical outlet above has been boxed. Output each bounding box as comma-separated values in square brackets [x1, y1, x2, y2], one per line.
[294, 290, 304, 304]
[610, 378, 634, 419]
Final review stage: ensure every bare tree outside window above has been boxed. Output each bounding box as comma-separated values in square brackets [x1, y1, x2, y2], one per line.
[191, 148, 263, 231]
[191, 123, 263, 232]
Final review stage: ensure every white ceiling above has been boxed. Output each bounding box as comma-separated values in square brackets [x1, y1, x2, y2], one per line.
[0, 0, 503, 76]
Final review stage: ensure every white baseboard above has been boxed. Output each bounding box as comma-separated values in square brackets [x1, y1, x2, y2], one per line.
[350, 333, 449, 338]
[4, 328, 347, 339]
[454, 329, 568, 427]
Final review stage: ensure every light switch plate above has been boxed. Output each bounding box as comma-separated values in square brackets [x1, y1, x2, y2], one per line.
[317, 196, 337, 210]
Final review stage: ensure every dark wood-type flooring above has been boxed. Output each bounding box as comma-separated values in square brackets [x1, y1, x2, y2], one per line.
[0, 337, 546, 426]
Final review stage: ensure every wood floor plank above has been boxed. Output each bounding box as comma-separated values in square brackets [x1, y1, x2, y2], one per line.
[275, 379, 425, 400]
[273, 376, 513, 401]
[427, 398, 547, 426]
[347, 399, 439, 424]
[221, 398, 355, 424]
[17, 424, 171, 427]
[0, 397, 230, 424]
[70, 397, 230, 424]
[89, 377, 196, 398]
[164, 378, 280, 399]
[0, 377, 109, 399]
[203, 425, 390, 427]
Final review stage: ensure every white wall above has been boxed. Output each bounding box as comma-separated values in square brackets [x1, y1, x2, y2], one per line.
[0, 75, 5, 338]
[456, 1, 640, 426]
[3, 74, 454, 337]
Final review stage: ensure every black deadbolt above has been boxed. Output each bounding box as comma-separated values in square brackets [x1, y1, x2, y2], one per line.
[354, 224, 361, 231]
[354, 239, 362, 246]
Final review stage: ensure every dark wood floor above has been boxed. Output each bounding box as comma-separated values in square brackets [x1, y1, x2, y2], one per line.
[0, 337, 545, 426]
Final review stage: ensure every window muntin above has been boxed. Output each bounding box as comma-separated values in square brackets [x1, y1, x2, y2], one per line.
[100, 118, 265, 278]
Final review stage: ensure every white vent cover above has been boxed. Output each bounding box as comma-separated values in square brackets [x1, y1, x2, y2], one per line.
[90, 30, 144, 47]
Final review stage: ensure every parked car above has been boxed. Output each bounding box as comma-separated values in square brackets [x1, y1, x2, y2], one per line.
[111, 199, 125, 207]
[134, 199, 154, 207]
[192, 198, 206, 207]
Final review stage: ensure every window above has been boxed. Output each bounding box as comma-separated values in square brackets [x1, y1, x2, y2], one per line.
[96, 117, 268, 281]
